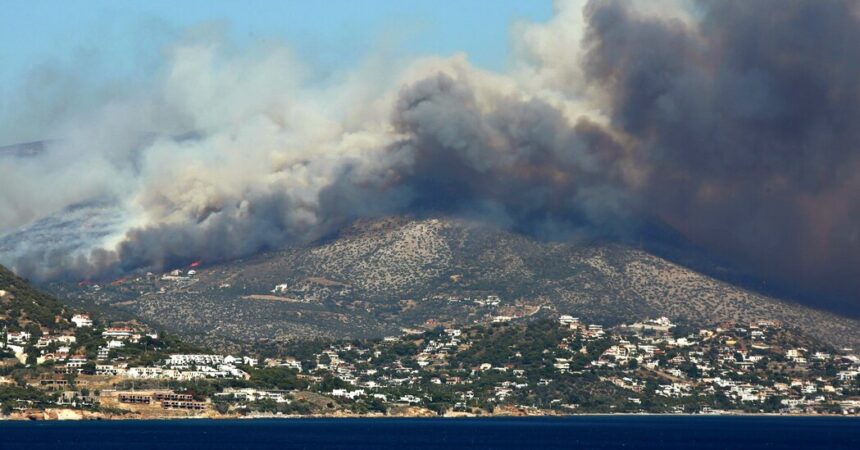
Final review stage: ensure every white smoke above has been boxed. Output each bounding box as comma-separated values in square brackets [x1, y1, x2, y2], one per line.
[3, 0, 859, 315]
[0, 6, 611, 280]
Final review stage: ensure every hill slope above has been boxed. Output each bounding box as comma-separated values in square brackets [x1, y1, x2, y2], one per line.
[0, 264, 71, 332]
[47, 217, 860, 349]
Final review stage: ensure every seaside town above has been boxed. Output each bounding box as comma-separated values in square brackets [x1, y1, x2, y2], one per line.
[2, 286, 859, 419]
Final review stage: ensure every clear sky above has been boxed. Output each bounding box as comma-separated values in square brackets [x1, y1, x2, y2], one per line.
[0, 0, 553, 90]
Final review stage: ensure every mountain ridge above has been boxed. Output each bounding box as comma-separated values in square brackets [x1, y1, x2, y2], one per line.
[43, 216, 860, 350]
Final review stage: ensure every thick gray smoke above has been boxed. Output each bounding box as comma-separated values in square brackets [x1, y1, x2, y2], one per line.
[1, 0, 859, 313]
[579, 0, 860, 311]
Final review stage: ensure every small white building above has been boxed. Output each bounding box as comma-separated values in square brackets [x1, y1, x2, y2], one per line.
[127, 367, 165, 378]
[66, 355, 88, 368]
[838, 370, 858, 382]
[168, 354, 225, 367]
[559, 315, 580, 326]
[102, 327, 134, 339]
[96, 364, 127, 376]
[399, 395, 422, 404]
[786, 348, 807, 361]
[35, 335, 76, 348]
[331, 389, 365, 400]
[6, 331, 31, 345]
[71, 314, 93, 328]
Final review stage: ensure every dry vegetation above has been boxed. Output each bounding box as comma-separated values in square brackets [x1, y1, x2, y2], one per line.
[52, 217, 860, 350]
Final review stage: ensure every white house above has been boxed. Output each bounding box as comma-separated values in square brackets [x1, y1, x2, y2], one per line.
[66, 355, 88, 368]
[35, 335, 76, 348]
[559, 315, 580, 326]
[96, 364, 128, 376]
[102, 327, 133, 339]
[169, 354, 225, 367]
[279, 358, 303, 371]
[398, 395, 422, 404]
[838, 370, 858, 382]
[71, 314, 93, 328]
[6, 331, 31, 345]
[127, 367, 165, 378]
[331, 389, 365, 400]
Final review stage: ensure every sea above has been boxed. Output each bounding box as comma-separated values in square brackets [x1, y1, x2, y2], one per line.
[2, 416, 859, 449]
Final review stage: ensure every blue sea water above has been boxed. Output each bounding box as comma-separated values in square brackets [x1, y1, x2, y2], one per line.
[2, 416, 859, 449]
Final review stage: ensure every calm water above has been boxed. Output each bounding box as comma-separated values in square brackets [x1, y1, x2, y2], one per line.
[2, 416, 859, 449]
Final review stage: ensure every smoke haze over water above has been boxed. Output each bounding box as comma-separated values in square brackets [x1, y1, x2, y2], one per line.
[1, 0, 859, 314]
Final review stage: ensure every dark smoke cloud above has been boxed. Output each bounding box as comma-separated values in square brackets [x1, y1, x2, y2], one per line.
[1, 0, 859, 314]
[386, 73, 633, 236]
[582, 0, 860, 311]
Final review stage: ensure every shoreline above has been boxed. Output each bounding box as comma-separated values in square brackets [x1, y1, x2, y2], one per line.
[2, 411, 858, 422]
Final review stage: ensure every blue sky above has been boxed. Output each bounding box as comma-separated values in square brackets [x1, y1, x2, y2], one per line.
[1, 0, 553, 90]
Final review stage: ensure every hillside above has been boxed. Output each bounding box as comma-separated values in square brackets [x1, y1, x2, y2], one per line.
[0, 264, 71, 333]
[47, 217, 860, 350]
[2, 258, 859, 419]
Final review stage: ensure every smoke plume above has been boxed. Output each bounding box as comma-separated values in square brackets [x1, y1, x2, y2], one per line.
[1, 0, 859, 313]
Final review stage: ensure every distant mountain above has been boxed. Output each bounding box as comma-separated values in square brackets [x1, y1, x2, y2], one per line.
[47, 217, 860, 350]
[0, 200, 130, 279]
[0, 140, 47, 158]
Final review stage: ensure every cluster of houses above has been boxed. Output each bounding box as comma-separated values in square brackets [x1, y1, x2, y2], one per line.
[254, 314, 860, 415]
[439, 294, 502, 307]
[2, 314, 93, 365]
[3, 311, 259, 384]
[115, 391, 207, 411]
[95, 353, 255, 381]
[574, 317, 860, 414]
[215, 387, 292, 404]
[261, 320, 586, 409]
[4, 303, 859, 416]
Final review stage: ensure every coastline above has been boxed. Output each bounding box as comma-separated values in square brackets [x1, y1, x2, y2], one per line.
[2, 409, 858, 421]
